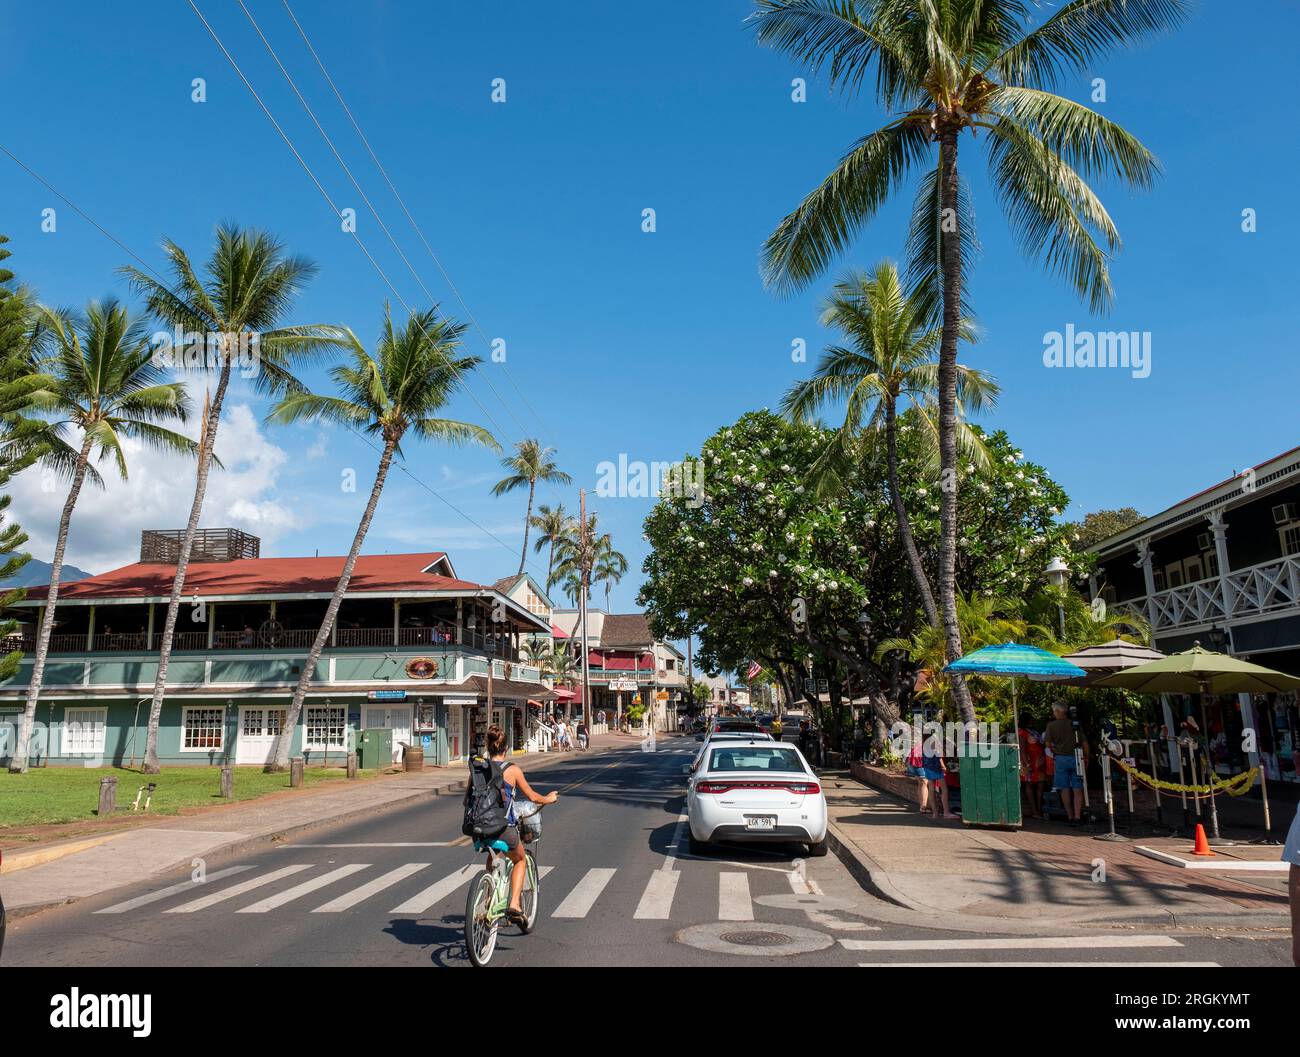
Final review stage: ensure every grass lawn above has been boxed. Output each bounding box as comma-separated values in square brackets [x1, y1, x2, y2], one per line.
[0, 764, 383, 829]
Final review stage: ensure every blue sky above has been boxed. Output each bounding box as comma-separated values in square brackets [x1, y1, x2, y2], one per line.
[2, 0, 1297, 611]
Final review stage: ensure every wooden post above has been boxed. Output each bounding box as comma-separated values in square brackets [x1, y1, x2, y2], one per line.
[97, 775, 117, 816]
[86, 604, 96, 651]
[346, 752, 358, 779]
[220, 765, 233, 798]
[290, 756, 304, 788]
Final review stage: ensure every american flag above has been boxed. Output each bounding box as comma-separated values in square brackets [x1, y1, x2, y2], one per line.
[746, 660, 762, 681]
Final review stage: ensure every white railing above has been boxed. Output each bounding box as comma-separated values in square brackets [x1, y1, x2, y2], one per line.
[1117, 554, 1300, 632]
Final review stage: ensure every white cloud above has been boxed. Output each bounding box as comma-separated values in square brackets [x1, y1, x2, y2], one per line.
[8, 403, 301, 574]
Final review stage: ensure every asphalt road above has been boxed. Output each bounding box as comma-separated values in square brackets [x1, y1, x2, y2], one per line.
[5, 735, 1291, 968]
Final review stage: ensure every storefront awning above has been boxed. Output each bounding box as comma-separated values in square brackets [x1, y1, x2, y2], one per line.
[444, 675, 558, 701]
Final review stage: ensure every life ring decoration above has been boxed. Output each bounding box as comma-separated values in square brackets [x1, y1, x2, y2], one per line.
[405, 656, 437, 679]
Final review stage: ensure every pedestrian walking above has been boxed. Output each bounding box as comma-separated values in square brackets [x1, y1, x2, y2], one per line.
[921, 738, 957, 820]
[904, 733, 932, 816]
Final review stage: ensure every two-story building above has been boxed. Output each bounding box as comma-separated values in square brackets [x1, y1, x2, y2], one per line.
[1088, 446, 1300, 786]
[549, 609, 686, 730]
[0, 529, 556, 768]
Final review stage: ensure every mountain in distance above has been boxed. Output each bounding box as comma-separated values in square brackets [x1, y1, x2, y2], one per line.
[0, 556, 95, 588]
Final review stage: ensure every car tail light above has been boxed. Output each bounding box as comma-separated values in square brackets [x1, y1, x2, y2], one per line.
[695, 780, 820, 795]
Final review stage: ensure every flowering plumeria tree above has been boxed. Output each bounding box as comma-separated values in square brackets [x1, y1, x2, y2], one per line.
[640, 409, 1084, 746]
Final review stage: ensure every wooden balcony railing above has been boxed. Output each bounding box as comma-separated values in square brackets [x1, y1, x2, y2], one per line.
[1, 618, 524, 660]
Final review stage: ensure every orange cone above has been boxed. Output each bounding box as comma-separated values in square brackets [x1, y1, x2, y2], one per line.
[1191, 823, 1215, 857]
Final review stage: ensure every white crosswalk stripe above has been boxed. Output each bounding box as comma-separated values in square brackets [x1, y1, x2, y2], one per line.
[718, 872, 753, 921]
[389, 864, 479, 915]
[634, 870, 681, 919]
[166, 865, 314, 914]
[552, 867, 617, 918]
[96, 866, 254, 914]
[841, 935, 1183, 952]
[859, 961, 1219, 968]
[238, 864, 371, 913]
[313, 863, 431, 913]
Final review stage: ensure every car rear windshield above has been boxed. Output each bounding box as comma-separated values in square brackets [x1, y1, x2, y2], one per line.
[716, 722, 759, 732]
[706, 746, 807, 773]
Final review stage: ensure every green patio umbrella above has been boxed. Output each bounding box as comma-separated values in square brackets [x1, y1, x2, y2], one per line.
[1096, 644, 1300, 841]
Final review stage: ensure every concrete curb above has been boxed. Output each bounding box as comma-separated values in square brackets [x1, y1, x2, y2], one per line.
[5, 739, 632, 922]
[823, 779, 1292, 935]
[1, 832, 126, 874]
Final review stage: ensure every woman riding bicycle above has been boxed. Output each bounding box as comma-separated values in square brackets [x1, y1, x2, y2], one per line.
[485, 724, 557, 924]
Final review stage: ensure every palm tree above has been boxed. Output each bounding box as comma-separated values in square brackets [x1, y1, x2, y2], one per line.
[782, 262, 997, 627]
[593, 537, 629, 612]
[529, 502, 568, 588]
[265, 306, 498, 771]
[8, 301, 196, 773]
[122, 223, 346, 772]
[550, 512, 608, 603]
[752, 0, 1186, 723]
[492, 439, 571, 577]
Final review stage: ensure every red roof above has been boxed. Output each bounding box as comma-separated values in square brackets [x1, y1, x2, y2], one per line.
[588, 650, 655, 670]
[550, 623, 570, 638]
[22, 552, 486, 602]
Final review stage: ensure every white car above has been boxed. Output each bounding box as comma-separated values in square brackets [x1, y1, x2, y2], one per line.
[687, 731, 772, 773]
[686, 740, 828, 856]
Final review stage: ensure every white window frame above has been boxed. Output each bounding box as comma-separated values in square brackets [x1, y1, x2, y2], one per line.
[1281, 523, 1300, 557]
[304, 705, 347, 751]
[181, 705, 226, 752]
[62, 707, 107, 757]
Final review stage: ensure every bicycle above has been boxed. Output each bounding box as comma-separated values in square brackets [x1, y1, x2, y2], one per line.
[464, 804, 544, 968]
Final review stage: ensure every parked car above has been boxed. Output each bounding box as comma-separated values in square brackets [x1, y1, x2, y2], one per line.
[686, 740, 827, 857]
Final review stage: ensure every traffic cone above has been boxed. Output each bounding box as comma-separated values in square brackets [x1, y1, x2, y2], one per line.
[1191, 823, 1215, 857]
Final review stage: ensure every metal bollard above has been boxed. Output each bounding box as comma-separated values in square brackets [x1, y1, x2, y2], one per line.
[98, 776, 117, 816]
[290, 756, 304, 788]
[220, 766, 233, 799]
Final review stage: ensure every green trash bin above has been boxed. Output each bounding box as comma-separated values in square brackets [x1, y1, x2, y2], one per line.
[357, 728, 393, 770]
[957, 742, 1022, 827]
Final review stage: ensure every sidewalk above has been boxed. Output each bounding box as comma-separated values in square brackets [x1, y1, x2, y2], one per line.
[823, 769, 1292, 933]
[1, 730, 640, 918]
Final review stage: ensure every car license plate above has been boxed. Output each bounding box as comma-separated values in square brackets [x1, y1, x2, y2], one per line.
[745, 815, 776, 831]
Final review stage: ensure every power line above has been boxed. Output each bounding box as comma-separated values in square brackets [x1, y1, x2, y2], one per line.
[236, 0, 532, 442]
[280, 0, 554, 442]
[0, 143, 550, 583]
[185, 0, 519, 448]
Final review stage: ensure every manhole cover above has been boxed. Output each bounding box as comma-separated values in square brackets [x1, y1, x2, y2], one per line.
[721, 930, 790, 946]
[676, 921, 833, 957]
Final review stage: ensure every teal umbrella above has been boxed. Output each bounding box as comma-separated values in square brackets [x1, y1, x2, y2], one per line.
[944, 642, 1086, 733]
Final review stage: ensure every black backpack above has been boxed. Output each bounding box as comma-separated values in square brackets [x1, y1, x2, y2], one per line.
[461, 755, 508, 839]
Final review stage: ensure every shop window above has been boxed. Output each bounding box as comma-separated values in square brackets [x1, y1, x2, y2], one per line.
[63, 707, 106, 756]
[182, 706, 225, 751]
[305, 706, 346, 750]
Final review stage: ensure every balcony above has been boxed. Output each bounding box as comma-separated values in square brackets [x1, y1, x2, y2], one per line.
[1115, 554, 1300, 633]
[1, 615, 523, 663]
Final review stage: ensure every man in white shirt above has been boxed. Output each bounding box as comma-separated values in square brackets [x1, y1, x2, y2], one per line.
[1284, 803, 1300, 967]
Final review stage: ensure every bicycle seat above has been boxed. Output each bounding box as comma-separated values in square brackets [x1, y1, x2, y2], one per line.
[473, 837, 512, 853]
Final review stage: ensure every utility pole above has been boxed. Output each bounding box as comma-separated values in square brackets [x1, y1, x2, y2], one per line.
[579, 489, 592, 731]
[686, 630, 694, 722]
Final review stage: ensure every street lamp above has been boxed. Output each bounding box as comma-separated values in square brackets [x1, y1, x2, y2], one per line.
[1043, 556, 1070, 639]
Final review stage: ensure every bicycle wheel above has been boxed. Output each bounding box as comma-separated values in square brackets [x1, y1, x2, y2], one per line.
[518, 850, 539, 933]
[464, 872, 499, 967]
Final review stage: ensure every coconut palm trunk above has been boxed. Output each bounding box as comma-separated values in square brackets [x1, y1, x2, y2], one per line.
[518, 477, 535, 577]
[936, 129, 975, 726]
[270, 438, 396, 771]
[9, 433, 93, 773]
[883, 398, 937, 627]
[142, 355, 232, 772]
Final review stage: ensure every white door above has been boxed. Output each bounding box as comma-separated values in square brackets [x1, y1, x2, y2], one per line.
[237, 707, 286, 764]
